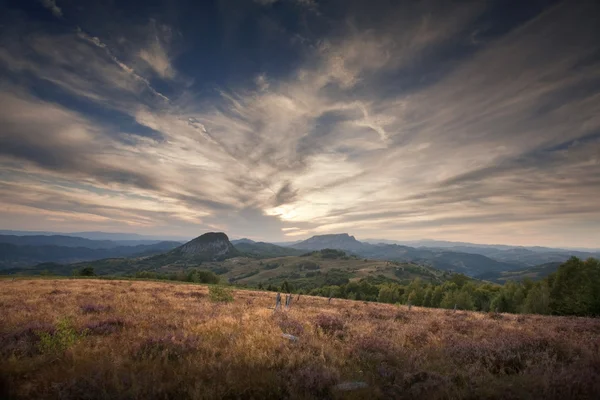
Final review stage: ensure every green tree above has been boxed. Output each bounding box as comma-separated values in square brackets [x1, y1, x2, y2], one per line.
[79, 267, 95, 276]
[523, 282, 550, 314]
[405, 278, 425, 305]
[431, 286, 444, 308]
[378, 284, 401, 304]
[450, 273, 470, 288]
[549, 257, 600, 316]
[472, 286, 494, 312]
[423, 288, 433, 307]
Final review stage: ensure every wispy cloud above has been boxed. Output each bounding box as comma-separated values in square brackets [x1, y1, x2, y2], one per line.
[76, 28, 171, 102]
[1, 0, 599, 246]
[40, 0, 62, 18]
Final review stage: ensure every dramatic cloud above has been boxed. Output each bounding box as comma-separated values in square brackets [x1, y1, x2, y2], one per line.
[0, 0, 599, 246]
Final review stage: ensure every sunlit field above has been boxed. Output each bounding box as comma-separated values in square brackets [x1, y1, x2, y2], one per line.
[1, 279, 599, 399]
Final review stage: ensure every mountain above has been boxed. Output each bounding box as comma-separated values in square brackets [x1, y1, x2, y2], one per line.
[364, 238, 600, 252]
[117, 232, 241, 269]
[234, 241, 305, 258]
[0, 230, 189, 242]
[292, 233, 370, 253]
[363, 238, 600, 267]
[0, 234, 170, 249]
[0, 241, 181, 270]
[2, 232, 241, 275]
[291, 234, 522, 276]
[169, 232, 239, 260]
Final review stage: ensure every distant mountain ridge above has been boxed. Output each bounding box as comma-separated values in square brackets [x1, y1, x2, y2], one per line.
[2, 229, 598, 280]
[0, 230, 189, 242]
[0, 241, 181, 270]
[232, 240, 304, 258]
[0, 234, 169, 249]
[292, 234, 599, 276]
[291, 234, 530, 276]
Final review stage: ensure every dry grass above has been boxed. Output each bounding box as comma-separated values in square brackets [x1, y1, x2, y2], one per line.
[1, 279, 599, 399]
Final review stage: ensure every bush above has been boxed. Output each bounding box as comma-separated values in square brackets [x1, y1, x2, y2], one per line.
[187, 269, 220, 284]
[74, 267, 95, 276]
[296, 261, 320, 271]
[319, 249, 347, 259]
[314, 314, 345, 335]
[80, 304, 111, 314]
[209, 286, 234, 303]
[37, 317, 85, 355]
[84, 318, 125, 335]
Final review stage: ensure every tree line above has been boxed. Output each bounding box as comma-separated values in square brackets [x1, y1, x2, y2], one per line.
[261, 257, 600, 317]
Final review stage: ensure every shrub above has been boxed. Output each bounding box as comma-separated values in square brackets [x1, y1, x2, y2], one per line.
[286, 364, 339, 397]
[1, 322, 56, 357]
[209, 286, 234, 303]
[296, 261, 320, 271]
[78, 267, 95, 276]
[314, 314, 345, 335]
[37, 317, 85, 355]
[84, 318, 125, 335]
[80, 304, 111, 314]
[274, 313, 304, 336]
[187, 269, 220, 284]
[133, 334, 200, 361]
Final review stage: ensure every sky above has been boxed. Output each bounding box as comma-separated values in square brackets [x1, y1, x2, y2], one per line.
[0, 0, 599, 247]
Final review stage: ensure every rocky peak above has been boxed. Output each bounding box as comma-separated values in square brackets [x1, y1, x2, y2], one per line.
[174, 232, 238, 260]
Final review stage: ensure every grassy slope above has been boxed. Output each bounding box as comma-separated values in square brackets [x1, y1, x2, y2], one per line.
[193, 253, 449, 287]
[1, 279, 599, 399]
[6, 251, 450, 289]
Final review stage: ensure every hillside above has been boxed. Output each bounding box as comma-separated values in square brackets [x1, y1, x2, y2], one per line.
[0, 232, 240, 275]
[477, 262, 563, 283]
[234, 241, 305, 258]
[116, 232, 241, 268]
[364, 239, 600, 267]
[1, 279, 598, 399]
[198, 250, 450, 291]
[291, 234, 523, 276]
[5, 247, 452, 294]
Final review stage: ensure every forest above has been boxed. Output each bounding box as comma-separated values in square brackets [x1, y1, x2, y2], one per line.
[128, 256, 600, 317]
[305, 257, 600, 317]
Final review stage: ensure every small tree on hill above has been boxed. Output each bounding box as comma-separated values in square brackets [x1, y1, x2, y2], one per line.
[79, 267, 95, 276]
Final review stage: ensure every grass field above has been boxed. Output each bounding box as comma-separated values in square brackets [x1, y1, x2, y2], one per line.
[1, 279, 599, 399]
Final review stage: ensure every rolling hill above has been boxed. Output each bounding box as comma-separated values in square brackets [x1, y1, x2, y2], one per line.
[290, 234, 523, 276]
[3, 235, 454, 292]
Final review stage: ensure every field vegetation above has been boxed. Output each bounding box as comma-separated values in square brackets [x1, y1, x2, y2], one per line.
[1, 278, 599, 399]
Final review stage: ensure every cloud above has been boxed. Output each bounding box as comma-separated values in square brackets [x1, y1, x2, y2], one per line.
[254, 73, 270, 91]
[40, 0, 62, 18]
[136, 21, 177, 79]
[1, 0, 599, 246]
[76, 29, 171, 102]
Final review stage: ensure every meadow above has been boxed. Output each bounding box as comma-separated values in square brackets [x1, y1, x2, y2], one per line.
[1, 279, 599, 399]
